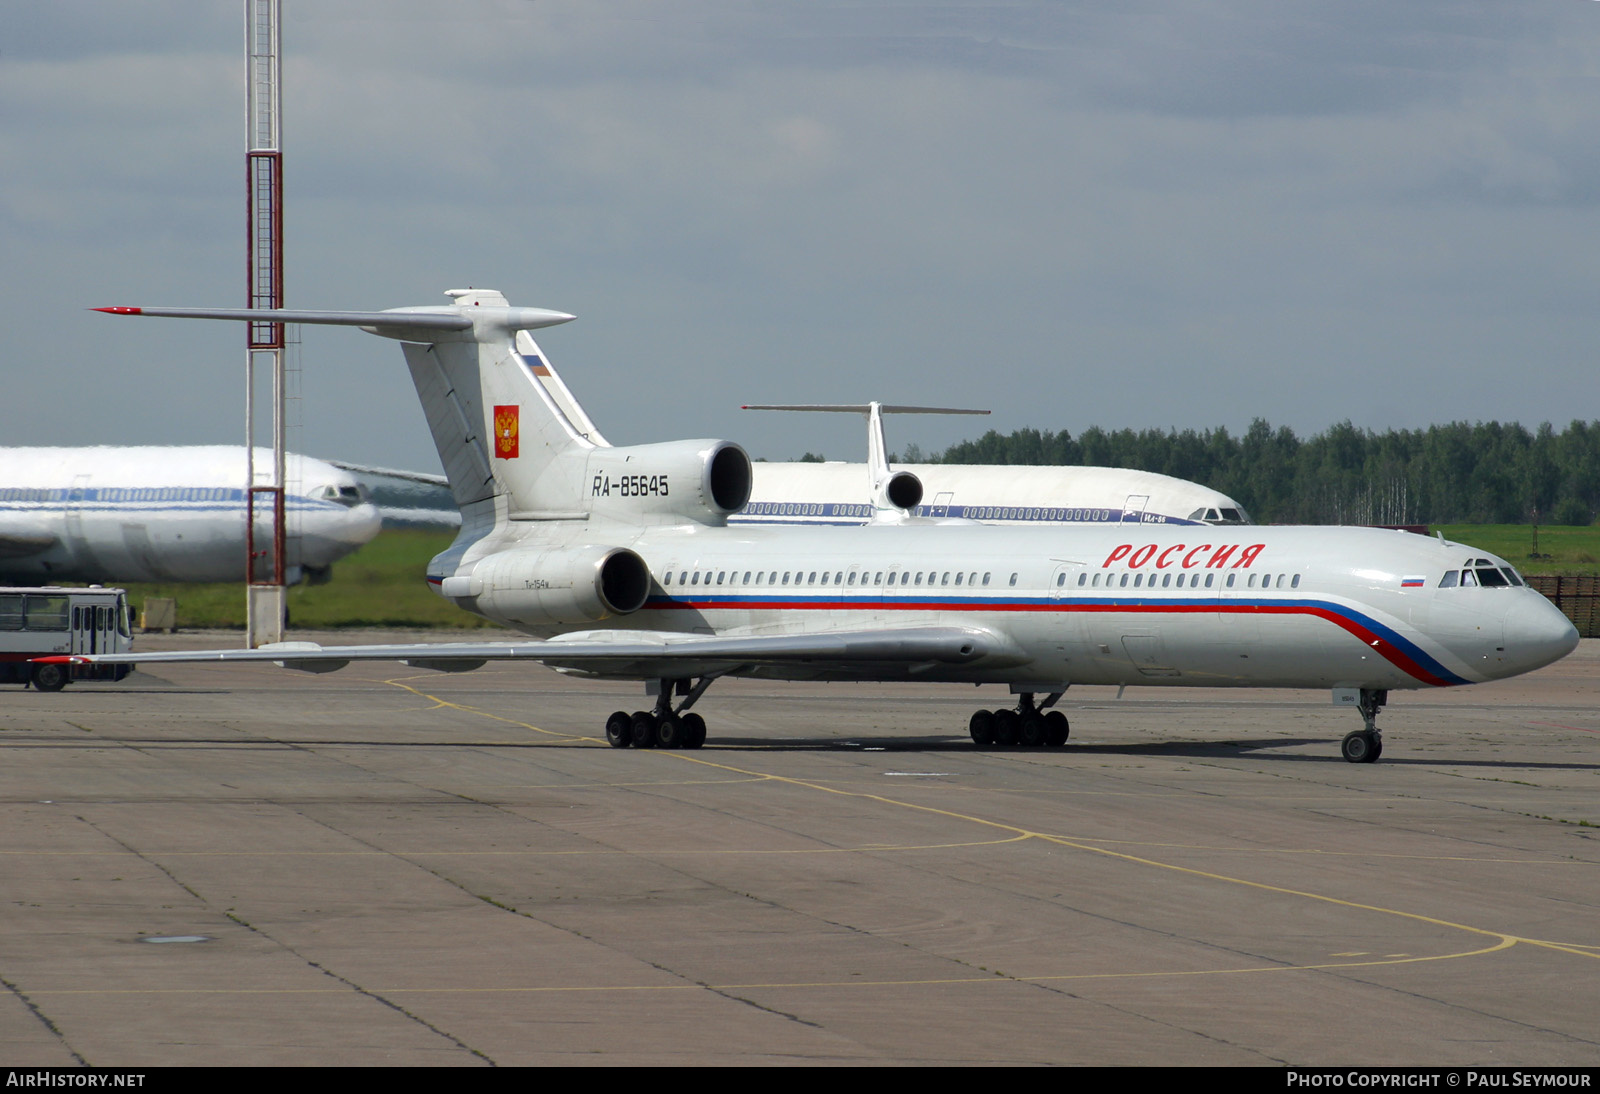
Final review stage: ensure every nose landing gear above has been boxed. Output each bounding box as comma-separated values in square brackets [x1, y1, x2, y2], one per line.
[1340, 688, 1386, 763]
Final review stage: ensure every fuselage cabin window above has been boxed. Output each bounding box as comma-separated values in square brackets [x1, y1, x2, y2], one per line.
[1009, 573, 1018, 586]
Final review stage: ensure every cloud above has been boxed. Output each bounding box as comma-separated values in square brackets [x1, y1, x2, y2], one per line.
[3, 0, 1599, 468]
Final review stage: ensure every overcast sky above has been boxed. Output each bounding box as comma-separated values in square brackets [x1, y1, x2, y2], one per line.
[3, 1, 1598, 472]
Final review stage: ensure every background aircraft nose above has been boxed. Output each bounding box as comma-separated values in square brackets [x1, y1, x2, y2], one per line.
[338, 502, 384, 547]
[1499, 592, 1579, 676]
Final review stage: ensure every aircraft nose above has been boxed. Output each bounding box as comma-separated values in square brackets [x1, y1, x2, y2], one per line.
[1498, 591, 1579, 676]
[340, 503, 383, 546]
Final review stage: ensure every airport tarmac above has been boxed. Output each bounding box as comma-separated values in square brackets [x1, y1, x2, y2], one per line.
[1, 630, 1596, 1067]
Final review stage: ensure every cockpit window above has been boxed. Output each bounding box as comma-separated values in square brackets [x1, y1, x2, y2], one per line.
[1188, 506, 1252, 526]
[1442, 559, 1521, 589]
[319, 483, 370, 507]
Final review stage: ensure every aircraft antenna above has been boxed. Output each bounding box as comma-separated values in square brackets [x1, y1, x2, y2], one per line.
[245, 0, 287, 647]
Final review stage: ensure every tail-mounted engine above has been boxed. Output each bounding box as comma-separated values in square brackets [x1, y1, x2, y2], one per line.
[877, 470, 923, 512]
[457, 545, 653, 626]
[582, 439, 752, 526]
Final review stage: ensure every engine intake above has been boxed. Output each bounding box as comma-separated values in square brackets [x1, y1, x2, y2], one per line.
[583, 439, 752, 525]
[880, 470, 923, 512]
[468, 545, 651, 626]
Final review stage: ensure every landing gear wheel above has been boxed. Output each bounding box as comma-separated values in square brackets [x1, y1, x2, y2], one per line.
[1341, 730, 1381, 764]
[655, 714, 685, 749]
[968, 710, 994, 746]
[605, 711, 632, 749]
[991, 709, 1020, 746]
[30, 664, 68, 692]
[1018, 715, 1046, 747]
[681, 713, 707, 749]
[630, 711, 658, 749]
[1043, 710, 1069, 747]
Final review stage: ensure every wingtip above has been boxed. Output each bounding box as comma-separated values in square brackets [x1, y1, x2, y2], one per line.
[92, 306, 142, 315]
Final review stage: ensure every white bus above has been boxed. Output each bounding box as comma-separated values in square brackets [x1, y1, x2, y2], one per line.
[0, 587, 134, 691]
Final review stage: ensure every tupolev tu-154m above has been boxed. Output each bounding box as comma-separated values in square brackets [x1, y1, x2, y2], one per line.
[52, 290, 1579, 763]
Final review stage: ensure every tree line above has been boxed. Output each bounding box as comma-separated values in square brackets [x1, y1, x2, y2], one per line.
[888, 420, 1600, 526]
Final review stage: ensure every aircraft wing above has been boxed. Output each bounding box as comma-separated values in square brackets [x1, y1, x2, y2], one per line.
[325, 460, 458, 529]
[323, 460, 448, 487]
[40, 625, 1025, 679]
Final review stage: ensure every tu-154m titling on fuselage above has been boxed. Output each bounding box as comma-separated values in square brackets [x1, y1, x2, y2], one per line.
[57, 291, 1578, 763]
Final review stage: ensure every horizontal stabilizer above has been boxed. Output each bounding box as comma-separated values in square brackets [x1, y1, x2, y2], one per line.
[94, 306, 470, 329]
[742, 404, 989, 416]
[92, 305, 576, 335]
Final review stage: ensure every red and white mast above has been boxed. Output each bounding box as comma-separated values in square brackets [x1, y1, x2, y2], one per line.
[245, 0, 286, 646]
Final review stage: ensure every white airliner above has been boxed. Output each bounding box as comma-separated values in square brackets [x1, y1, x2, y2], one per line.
[737, 403, 1250, 527]
[59, 291, 1578, 764]
[744, 461, 1248, 527]
[0, 447, 382, 584]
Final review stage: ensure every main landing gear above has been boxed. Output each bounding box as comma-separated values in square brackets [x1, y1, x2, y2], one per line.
[968, 691, 1069, 748]
[605, 676, 714, 750]
[1340, 688, 1387, 764]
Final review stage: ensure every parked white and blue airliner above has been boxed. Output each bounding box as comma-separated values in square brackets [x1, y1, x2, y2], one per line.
[0, 447, 381, 584]
[59, 291, 1578, 764]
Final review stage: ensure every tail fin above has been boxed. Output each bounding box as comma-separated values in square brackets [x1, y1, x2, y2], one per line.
[513, 329, 610, 447]
[740, 402, 988, 515]
[94, 290, 586, 521]
[397, 289, 597, 520]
